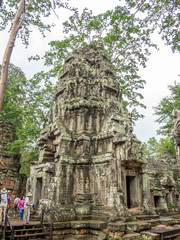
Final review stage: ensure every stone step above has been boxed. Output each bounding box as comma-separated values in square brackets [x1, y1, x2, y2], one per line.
[122, 232, 142, 239]
[135, 214, 159, 221]
[126, 221, 151, 232]
[147, 219, 161, 227]
[14, 227, 44, 233]
[14, 231, 49, 238]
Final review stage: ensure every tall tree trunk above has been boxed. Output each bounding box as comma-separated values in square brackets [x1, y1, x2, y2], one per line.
[0, 0, 25, 111]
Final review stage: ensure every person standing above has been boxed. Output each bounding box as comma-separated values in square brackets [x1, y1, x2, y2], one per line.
[0, 188, 7, 222]
[24, 192, 33, 224]
[18, 196, 25, 221]
[13, 195, 20, 218]
[7, 192, 12, 210]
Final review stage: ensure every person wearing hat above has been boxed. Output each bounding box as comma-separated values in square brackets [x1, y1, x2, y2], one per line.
[0, 188, 7, 223]
[23, 192, 33, 224]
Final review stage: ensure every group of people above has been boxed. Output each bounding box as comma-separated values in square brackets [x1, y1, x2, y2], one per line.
[0, 188, 34, 224]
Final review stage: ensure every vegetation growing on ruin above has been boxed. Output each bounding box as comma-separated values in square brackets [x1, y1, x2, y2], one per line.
[0, 64, 54, 175]
[0, 1, 180, 172]
[145, 82, 179, 158]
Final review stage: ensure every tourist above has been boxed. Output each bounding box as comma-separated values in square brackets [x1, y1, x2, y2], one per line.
[24, 192, 33, 224]
[0, 188, 7, 222]
[7, 192, 12, 209]
[18, 196, 25, 221]
[13, 195, 20, 218]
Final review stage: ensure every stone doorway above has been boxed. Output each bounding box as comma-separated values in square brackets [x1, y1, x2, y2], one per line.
[126, 175, 142, 209]
[154, 196, 161, 208]
[34, 177, 43, 207]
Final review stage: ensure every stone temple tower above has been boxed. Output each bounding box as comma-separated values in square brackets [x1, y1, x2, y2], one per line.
[28, 43, 145, 221]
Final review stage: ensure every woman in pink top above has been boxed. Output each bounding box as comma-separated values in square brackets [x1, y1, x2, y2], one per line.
[18, 196, 25, 221]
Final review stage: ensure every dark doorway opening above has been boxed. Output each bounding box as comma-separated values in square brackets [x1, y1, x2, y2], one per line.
[35, 177, 42, 207]
[126, 176, 137, 208]
[126, 176, 131, 208]
[154, 196, 161, 208]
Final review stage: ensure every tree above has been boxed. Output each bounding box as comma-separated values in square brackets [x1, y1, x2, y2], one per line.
[144, 137, 158, 158]
[35, 7, 156, 122]
[123, 0, 180, 53]
[0, 0, 69, 111]
[144, 136, 176, 158]
[0, 64, 54, 175]
[154, 81, 180, 136]
[156, 136, 176, 157]
[148, 82, 180, 158]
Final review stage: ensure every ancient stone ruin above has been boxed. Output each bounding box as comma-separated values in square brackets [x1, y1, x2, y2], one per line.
[28, 43, 146, 221]
[28, 43, 180, 226]
[0, 121, 26, 198]
[172, 109, 180, 165]
[144, 155, 180, 213]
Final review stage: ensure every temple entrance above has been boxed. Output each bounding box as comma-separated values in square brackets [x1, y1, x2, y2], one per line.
[126, 175, 141, 209]
[34, 177, 42, 207]
[154, 196, 161, 208]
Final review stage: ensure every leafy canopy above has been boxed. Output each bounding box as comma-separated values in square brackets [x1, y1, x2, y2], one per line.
[145, 81, 180, 158]
[0, 64, 54, 175]
[123, 0, 180, 53]
[0, 0, 70, 46]
[144, 137, 158, 158]
[144, 136, 176, 158]
[34, 7, 157, 122]
[154, 81, 180, 136]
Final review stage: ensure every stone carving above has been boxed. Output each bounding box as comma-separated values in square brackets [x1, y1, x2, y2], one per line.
[0, 121, 26, 198]
[28, 43, 146, 221]
[143, 155, 180, 213]
[172, 109, 180, 164]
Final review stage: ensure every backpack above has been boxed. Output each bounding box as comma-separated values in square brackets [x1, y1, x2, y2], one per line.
[1, 194, 4, 202]
[1, 193, 6, 203]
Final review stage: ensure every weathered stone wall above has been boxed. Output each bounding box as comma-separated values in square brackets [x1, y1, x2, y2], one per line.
[172, 109, 180, 164]
[142, 109, 180, 213]
[143, 155, 180, 213]
[28, 43, 145, 221]
[0, 121, 26, 198]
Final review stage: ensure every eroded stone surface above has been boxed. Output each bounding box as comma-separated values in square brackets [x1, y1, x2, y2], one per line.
[27, 43, 180, 227]
[0, 121, 26, 197]
[28, 43, 145, 221]
[143, 155, 180, 213]
[173, 109, 180, 164]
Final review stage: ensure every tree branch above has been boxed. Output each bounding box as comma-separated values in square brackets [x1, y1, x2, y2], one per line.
[0, 0, 34, 111]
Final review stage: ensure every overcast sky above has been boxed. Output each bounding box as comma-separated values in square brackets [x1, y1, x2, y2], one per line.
[0, 0, 180, 143]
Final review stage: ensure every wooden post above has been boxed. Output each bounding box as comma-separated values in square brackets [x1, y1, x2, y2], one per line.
[40, 208, 44, 226]
[11, 226, 15, 240]
[50, 222, 53, 240]
[2, 208, 8, 239]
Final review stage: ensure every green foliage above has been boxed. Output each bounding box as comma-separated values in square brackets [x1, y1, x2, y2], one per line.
[124, 0, 180, 53]
[35, 7, 157, 122]
[156, 136, 176, 157]
[154, 81, 180, 136]
[0, 64, 54, 175]
[0, 0, 70, 46]
[142, 237, 151, 240]
[145, 136, 176, 158]
[144, 137, 158, 158]
[168, 201, 176, 208]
